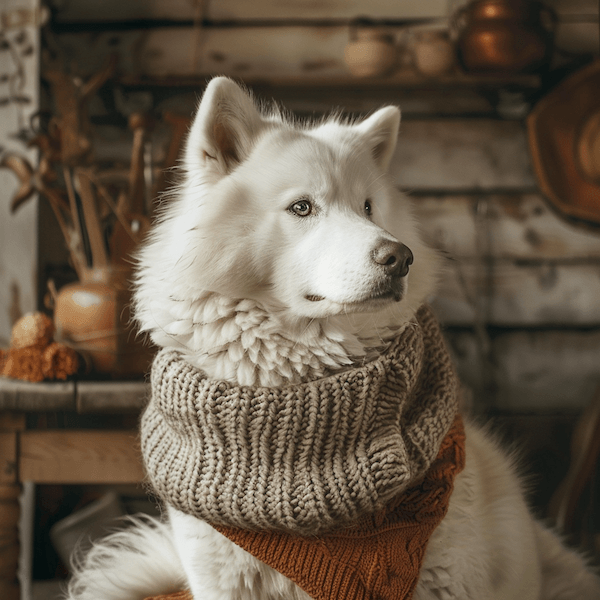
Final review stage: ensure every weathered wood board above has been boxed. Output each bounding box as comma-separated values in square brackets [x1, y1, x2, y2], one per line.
[414, 194, 600, 326]
[76, 381, 148, 413]
[20, 430, 144, 483]
[414, 194, 600, 260]
[0, 379, 75, 411]
[217, 79, 503, 116]
[444, 328, 600, 411]
[392, 120, 535, 190]
[49, 0, 452, 23]
[56, 27, 353, 79]
[269, 86, 496, 116]
[49, 0, 599, 22]
[433, 260, 600, 326]
[0, 379, 150, 412]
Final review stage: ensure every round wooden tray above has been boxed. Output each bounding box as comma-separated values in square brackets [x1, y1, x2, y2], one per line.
[527, 60, 600, 226]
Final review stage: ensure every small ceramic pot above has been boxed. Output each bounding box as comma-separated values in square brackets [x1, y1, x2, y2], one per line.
[344, 28, 397, 77]
[413, 30, 455, 77]
[54, 266, 154, 378]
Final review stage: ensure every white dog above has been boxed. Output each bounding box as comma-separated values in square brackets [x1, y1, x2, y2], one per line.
[66, 77, 600, 600]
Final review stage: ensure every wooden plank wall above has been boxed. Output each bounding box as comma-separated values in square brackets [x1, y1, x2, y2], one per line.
[41, 0, 600, 413]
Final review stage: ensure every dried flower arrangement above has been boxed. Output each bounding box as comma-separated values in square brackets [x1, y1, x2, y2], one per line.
[0, 56, 175, 378]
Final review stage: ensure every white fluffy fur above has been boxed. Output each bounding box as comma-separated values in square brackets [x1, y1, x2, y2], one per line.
[66, 516, 186, 600]
[66, 77, 600, 600]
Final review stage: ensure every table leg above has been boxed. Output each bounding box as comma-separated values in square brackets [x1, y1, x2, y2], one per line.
[0, 483, 20, 600]
[0, 415, 24, 600]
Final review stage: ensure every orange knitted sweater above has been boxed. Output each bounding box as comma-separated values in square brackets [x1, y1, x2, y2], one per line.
[144, 414, 465, 600]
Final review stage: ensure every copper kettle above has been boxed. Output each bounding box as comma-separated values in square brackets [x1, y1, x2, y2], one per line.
[456, 0, 555, 73]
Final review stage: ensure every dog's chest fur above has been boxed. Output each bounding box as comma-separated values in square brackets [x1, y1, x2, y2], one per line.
[147, 291, 404, 387]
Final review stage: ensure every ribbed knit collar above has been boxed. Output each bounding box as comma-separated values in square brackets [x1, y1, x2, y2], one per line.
[141, 305, 458, 535]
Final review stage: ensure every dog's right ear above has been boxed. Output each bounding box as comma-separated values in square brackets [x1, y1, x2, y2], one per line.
[354, 106, 401, 172]
[185, 77, 264, 177]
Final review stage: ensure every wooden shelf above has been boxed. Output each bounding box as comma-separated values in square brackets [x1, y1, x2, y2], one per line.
[118, 70, 542, 90]
[0, 377, 147, 413]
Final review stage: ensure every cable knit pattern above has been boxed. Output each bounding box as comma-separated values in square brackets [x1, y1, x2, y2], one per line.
[141, 305, 458, 535]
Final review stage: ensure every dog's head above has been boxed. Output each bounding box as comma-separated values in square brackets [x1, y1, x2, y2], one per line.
[135, 77, 437, 357]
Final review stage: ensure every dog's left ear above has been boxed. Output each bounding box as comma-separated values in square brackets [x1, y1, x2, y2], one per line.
[185, 77, 265, 177]
[355, 106, 401, 172]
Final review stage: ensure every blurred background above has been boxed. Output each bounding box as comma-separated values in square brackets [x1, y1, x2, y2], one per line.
[0, 0, 599, 598]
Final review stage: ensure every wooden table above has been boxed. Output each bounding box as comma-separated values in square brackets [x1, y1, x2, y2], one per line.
[0, 377, 148, 600]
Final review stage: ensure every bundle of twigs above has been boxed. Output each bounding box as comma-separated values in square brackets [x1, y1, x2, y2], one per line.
[0, 57, 188, 279]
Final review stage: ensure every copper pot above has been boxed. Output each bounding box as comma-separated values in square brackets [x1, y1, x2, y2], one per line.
[456, 0, 555, 73]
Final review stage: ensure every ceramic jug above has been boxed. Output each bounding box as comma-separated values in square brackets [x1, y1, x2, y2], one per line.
[54, 266, 154, 377]
[344, 25, 397, 77]
[413, 30, 455, 77]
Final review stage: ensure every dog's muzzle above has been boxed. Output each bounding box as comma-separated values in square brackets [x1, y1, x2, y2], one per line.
[305, 240, 413, 304]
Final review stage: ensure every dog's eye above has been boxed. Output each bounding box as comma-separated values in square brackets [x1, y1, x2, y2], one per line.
[364, 199, 372, 216]
[289, 199, 312, 217]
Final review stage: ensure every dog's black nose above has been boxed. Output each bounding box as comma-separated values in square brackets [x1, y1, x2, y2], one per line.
[372, 241, 413, 277]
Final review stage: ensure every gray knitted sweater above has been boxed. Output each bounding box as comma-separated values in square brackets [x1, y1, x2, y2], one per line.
[141, 305, 458, 535]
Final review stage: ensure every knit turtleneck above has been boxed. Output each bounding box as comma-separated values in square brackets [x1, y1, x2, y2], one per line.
[141, 305, 459, 535]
